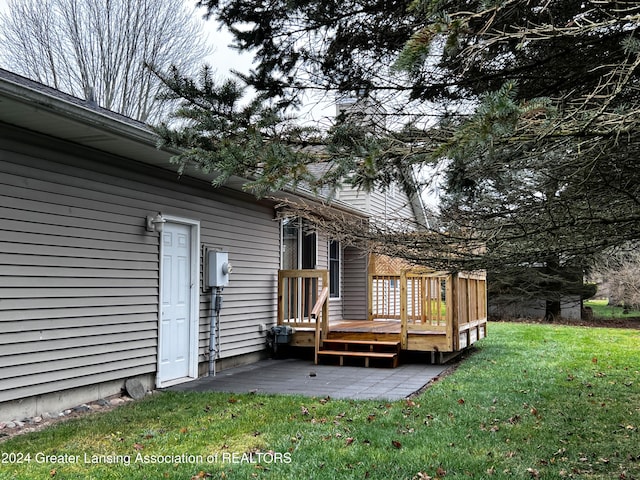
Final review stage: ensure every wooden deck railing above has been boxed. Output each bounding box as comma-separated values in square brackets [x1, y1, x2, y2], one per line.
[311, 286, 330, 364]
[277, 269, 329, 364]
[456, 272, 487, 324]
[368, 274, 402, 320]
[402, 271, 450, 327]
[369, 272, 449, 326]
[370, 269, 487, 350]
[455, 272, 488, 349]
[277, 269, 329, 327]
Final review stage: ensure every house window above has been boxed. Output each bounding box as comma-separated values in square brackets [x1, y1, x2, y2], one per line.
[281, 217, 316, 269]
[281, 217, 318, 317]
[329, 239, 340, 298]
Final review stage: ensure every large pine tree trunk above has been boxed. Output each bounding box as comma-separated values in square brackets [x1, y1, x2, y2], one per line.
[544, 255, 562, 321]
[545, 298, 561, 321]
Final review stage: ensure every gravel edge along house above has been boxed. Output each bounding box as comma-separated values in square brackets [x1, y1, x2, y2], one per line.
[0, 69, 487, 421]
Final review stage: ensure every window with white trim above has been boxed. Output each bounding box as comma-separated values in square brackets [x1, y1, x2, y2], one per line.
[329, 239, 340, 298]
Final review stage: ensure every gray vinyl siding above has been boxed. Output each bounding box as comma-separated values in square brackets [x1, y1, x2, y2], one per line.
[316, 231, 328, 270]
[336, 187, 370, 214]
[378, 188, 415, 223]
[342, 247, 368, 319]
[0, 128, 279, 403]
[198, 204, 279, 360]
[337, 185, 416, 224]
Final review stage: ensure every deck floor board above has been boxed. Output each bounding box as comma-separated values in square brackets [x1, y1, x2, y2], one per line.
[331, 320, 401, 334]
[329, 320, 446, 335]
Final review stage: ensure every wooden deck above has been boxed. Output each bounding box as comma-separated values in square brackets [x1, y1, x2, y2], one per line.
[289, 318, 481, 359]
[277, 268, 488, 366]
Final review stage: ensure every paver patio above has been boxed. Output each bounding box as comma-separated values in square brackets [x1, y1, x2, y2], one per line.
[168, 358, 451, 400]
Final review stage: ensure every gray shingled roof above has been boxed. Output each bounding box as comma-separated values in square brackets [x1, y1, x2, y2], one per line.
[0, 67, 149, 130]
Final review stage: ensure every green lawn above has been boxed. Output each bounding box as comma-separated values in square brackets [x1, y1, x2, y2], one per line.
[585, 298, 640, 319]
[1, 323, 639, 479]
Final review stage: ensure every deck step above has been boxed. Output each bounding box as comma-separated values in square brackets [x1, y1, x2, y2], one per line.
[317, 339, 401, 367]
[322, 339, 400, 347]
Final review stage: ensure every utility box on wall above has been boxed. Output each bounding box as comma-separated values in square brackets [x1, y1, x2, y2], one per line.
[206, 250, 232, 288]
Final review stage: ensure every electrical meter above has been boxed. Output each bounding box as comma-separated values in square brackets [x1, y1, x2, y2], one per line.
[206, 250, 232, 288]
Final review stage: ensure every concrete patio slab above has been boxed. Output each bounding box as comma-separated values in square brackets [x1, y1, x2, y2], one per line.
[168, 358, 452, 400]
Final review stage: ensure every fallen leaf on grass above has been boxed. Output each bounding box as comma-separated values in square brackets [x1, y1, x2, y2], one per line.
[413, 472, 432, 480]
[392, 440, 402, 449]
[191, 471, 212, 479]
[133, 443, 144, 451]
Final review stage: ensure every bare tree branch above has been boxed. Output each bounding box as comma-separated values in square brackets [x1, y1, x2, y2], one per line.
[0, 0, 212, 123]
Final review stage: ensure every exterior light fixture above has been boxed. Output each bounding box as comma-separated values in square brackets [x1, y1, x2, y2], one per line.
[146, 212, 166, 233]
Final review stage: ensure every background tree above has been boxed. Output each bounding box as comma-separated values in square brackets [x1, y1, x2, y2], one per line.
[0, 0, 212, 123]
[400, 1, 640, 318]
[157, 1, 640, 318]
[590, 244, 640, 310]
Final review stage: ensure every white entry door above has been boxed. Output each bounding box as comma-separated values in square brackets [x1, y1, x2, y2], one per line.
[158, 222, 195, 385]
